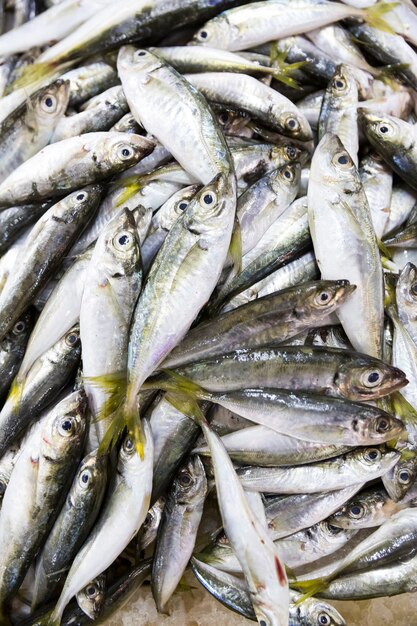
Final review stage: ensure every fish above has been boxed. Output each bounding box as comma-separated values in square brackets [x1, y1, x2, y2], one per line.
[125, 173, 236, 450]
[118, 46, 234, 185]
[152, 455, 207, 612]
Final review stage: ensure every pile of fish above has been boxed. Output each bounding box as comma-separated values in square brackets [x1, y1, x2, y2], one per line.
[1, 0, 417, 624]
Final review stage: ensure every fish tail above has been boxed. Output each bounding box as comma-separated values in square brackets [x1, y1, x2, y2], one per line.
[269, 63, 305, 89]
[6, 61, 58, 93]
[363, 2, 399, 34]
[293, 576, 331, 601]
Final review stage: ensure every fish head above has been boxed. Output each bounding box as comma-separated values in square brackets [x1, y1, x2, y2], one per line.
[397, 262, 417, 308]
[271, 162, 301, 194]
[335, 356, 408, 400]
[360, 111, 409, 157]
[185, 172, 236, 229]
[328, 490, 385, 529]
[311, 133, 359, 191]
[76, 575, 106, 620]
[32, 78, 70, 124]
[117, 45, 164, 75]
[170, 185, 200, 220]
[101, 207, 141, 278]
[275, 107, 313, 142]
[43, 391, 88, 460]
[54, 324, 81, 363]
[352, 446, 400, 477]
[105, 133, 155, 169]
[327, 64, 358, 106]
[172, 455, 207, 505]
[303, 279, 356, 319]
[215, 106, 252, 137]
[356, 404, 405, 444]
[72, 450, 107, 509]
[278, 143, 310, 167]
[383, 454, 417, 501]
[191, 17, 231, 48]
[296, 597, 346, 626]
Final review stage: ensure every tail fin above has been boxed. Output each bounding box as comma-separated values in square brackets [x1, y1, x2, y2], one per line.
[363, 2, 399, 34]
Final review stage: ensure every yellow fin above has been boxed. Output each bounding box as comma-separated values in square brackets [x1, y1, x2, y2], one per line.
[269, 43, 305, 89]
[363, 2, 399, 34]
[229, 217, 242, 276]
[8, 377, 24, 413]
[384, 272, 397, 308]
[392, 391, 417, 426]
[6, 61, 58, 93]
[292, 576, 330, 601]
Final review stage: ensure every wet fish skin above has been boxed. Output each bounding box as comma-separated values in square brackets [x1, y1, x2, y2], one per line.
[0, 202, 50, 256]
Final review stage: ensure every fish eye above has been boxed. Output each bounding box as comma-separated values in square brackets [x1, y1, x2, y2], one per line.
[379, 124, 390, 134]
[218, 112, 229, 124]
[410, 281, 417, 296]
[201, 191, 217, 206]
[282, 166, 294, 181]
[285, 117, 299, 131]
[259, 621, 267, 626]
[177, 201, 188, 211]
[13, 321, 25, 333]
[333, 77, 346, 90]
[349, 503, 364, 518]
[364, 448, 381, 463]
[332, 151, 353, 169]
[376, 417, 390, 433]
[85, 584, 98, 598]
[199, 30, 208, 39]
[368, 372, 380, 384]
[65, 331, 79, 346]
[399, 469, 411, 484]
[286, 145, 298, 160]
[178, 471, 192, 487]
[317, 614, 331, 626]
[361, 369, 382, 388]
[79, 469, 92, 487]
[76, 192, 87, 202]
[123, 436, 135, 453]
[113, 230, 135, 252]
[41, 94, 57, 112]
[58, 417, 76, 436]
[136, 50, 147, 57]
[314, 290, 332, 306]
[118, 144, 134, 160]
